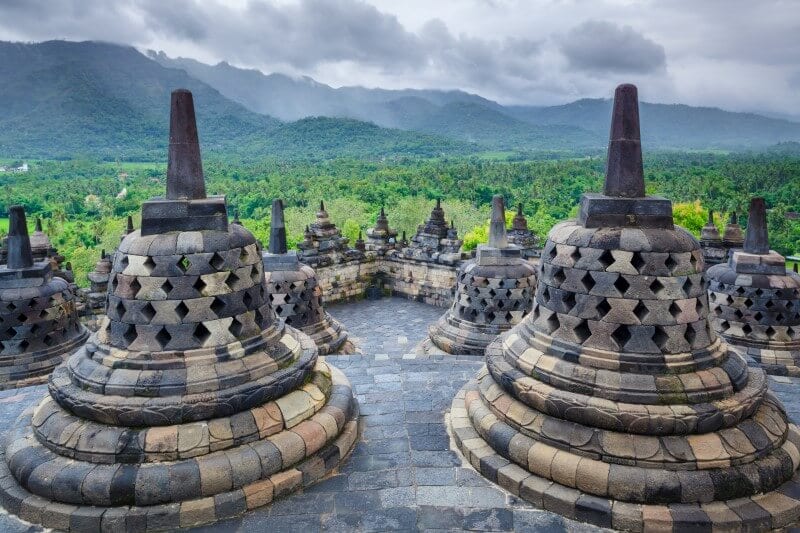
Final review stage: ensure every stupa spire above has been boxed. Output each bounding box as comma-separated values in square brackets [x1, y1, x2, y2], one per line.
[125, 215, 134, 233]
[34, 217, 42, 232]
[269, 199, 288, 254]
[7, 205, 34, 269]
[604, 83, 645, 198]
[744, 197, 769, 254]
[166, 89, 205, 200]
[488, 195, 508, 248]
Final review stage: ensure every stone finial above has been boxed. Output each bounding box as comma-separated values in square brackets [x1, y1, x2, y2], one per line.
[166, 89, 206, 201]
[7, 205, 34, 269]
[708, 210, 714, 224]
[604, 84, 645, 198]
[268, 199, 288, 255]
[319, 200, 325, 212]
[744, 197, 769, 254]
[66, 261, 72, 271]
[488, 195, 509, 248]
[125, 215, 134, 234]
[232, 209, 242, 226]
[101, 249, 107, 259]
[35, 217, 42, 232]
[730, 212, 738, 224]
[513, 203, 528, 231]
[380, 206, 386, 217]
[436, 198, 441, 209]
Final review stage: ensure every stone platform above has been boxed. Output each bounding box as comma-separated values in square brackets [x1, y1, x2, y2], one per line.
[1, 297, 799, 532]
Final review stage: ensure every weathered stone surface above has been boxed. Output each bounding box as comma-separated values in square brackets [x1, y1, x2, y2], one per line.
[400, 200, 465, 265]
[296, 201, 363, 267]
[451, 84, 800, 532]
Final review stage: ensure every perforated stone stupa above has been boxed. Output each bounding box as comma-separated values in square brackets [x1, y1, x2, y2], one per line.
[0, 206, 87, 390]
[297, 200, 362, 267]
[424, 195, 536, 355]
[708, 198, 800, 377]
[365, 207, 398, 254]
[0, 89, 358, 531]
[263, 199, 350, 355]
[402, 200, 464, 264]
[507, 203, 539, 259]
[449, 84, 800, 531]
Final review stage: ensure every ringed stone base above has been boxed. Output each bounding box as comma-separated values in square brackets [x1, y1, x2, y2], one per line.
[301, 313, 349, 355]
[449, 370, 800, 532]
[0, 360, 359, 532]
[427, 314, 501, 356]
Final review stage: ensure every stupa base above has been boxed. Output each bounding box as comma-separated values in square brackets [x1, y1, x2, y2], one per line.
[0, 361, 359, 532]
[427, 314, 511, 355]
[0, 329, 88, 391]
[301, 313, 349, 355]
[449, 376, 800, 532]
[733, 345, 800, 378]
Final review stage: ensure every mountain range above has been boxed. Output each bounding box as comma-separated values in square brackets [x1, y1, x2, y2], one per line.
[0, 40, 798, 160]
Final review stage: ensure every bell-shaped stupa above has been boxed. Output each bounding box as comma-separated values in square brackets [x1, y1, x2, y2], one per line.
[707, 198, 800, 376]
[723, 211, 745, 248]
[263, 199, 350, 355]
[449, 84, 800, 531]
[699, 209, 726, 269]
[296, 200, 358, 267]
[507, 203, 539, 259]
[424, 195, 536, 354]
[0, 206, 87, 389]
[0, 90, 358, 530]
[365, 207, 398, 254]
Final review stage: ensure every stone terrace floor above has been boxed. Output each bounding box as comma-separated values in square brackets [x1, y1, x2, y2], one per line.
[1, 296, 800, 532]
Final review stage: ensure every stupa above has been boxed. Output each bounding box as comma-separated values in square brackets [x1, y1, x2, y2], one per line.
[365, 207, 398, 254]
[403, 200, 463, 264]
[263, 199, 350, 355]
[2, 216, 73, 283]
[296, 200, 360, 267]
[449, 84, 800, 531]
[699, 209, 726, 269]
[507, 203, 539, 259]
[425, 195, 536, 355]
[707, 198, 800, 376]
[84, 249, 113, 326]
[0, 206, 87, 390]
[723, 211, 745, 249]
[0, 90, 358, 531]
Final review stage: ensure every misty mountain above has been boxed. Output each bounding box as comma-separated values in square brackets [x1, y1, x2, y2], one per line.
[150, 50, 800, 151]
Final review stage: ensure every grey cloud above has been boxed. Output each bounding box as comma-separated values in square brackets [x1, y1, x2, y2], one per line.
[559, 20, 667, 75]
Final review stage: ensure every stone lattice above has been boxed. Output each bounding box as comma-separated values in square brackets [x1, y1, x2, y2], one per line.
[0, 90, 358, 531]
[708, 198, 800, 377]
[263, 199, 349, 355]
[699, 210, 727, 269]
[426, 196, 536, 355]
[297, 201, 363, 267]
[0, 206, 87, 390]
[450, 84, 800, 531]
[507, 203, 539, 259]
[402, 200, 464, 265]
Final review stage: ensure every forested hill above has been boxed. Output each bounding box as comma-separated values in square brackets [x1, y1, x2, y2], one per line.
[0, 41, 473, 160]
[152, 49, 800, 151]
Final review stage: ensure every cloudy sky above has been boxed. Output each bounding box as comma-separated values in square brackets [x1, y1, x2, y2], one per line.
[0, 0, 798, 114]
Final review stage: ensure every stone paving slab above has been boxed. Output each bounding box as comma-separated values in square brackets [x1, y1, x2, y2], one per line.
[1, 296, 799, 532]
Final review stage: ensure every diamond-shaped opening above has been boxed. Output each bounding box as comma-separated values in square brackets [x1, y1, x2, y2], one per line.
[744, 298, 753, 308]
[498, 279, 505, 288]
[193, 323, 211, 345]
[38, 309, 48, 319]
[193, 277, 207, 295]
[720, 320, 730, 332]
[541, 286, 550, 304]
[552, 268, 566, 287]
[689, 254, 698, 271]
[684, 324, 696, 345]
[243, 291, 253, 308]
[574, 320, 591, 343]
[141, 302, 156, 322]
[725, 295, 734, 305]
[631, 252, 645, 272]
[776, 312, 784, 321]
[765, 326, 776, 339]
[614, 275, 630, 295]
[143, 256, 156, 274]
[633, 301, 649, 322]
[210, 252, 225, 270]
[505, 311, 513, 321]
[742, 323, 752, 335]
[489, 288, 497, 297]
[120, 255, 129, 269]
[6, 302, 15, 312]
[226, 272, 240, 290]
[755, 288, 764, 297]
[668, 302, 681, 319]
[30, 324, 40, 335]
[123, 324, 137, 345]
[175, 301, 189, 320]
[161, 279, 173, 294]
[486, 311, 497, 322]
[115, 300, 126, 320]
[155, 327, 172, 349]
[110, 275, 119, 292]
[570, 248, 582, 264]
[788, 326, 796, 337]
[563, 292, 576, 311]
[275, 305, 283, 315]
[42, 334, 54, 347]
[612, 325, 631, 349]
[546, 313, 560, 333]
[753, 311, 762, 321]
[130, 277, 141, 298]
[16, 313, 27, 323]
[581, 272, 596, 292]
[229, 317, 243, 337]
[682, 278, 694, 296]
[695, 299, 703, 315]
[548, 245, 558, 260]
[210, 297, 226, 316]
[596, 299, 611, 318]
[497, 300, 505, 309]
[652, 326, 669, 349]
[709, 293, 717, 302]
[735, 286, 746, 295]
[665, 255, 677, 272]
[19, 339, 29, 350]
[650, 279, 665, 296]
[765, 300, 774, 309]
[178, 256, 191, 273]
[250, 265, 261, 284]
[598, 249, 614, 269]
